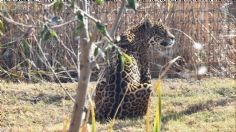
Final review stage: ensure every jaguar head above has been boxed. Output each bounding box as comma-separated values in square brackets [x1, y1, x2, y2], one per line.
[148, 19, 176, 47]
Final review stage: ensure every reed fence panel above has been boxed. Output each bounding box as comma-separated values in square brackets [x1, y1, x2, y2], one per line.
[0, 0, 235, 80]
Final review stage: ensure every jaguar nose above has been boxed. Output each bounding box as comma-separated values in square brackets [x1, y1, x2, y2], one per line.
[160, 39, 175, 47]
[170, 39, 176, 45]
[168, 34, 176, 46]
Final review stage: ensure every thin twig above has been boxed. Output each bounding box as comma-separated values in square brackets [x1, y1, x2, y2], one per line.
[32, 34, 75, 102]
[196, 19, 220, 43]
[170, 28, 196, 43]
[72, 3, 99, 23]
[0, 12, 38, 28]
[0, 12, 78, 28]
[51, 18, 77, 28]
[110, 0, 127, 38]
[159, 56, 182, 79]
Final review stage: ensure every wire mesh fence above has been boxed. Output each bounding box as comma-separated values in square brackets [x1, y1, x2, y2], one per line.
[0, 0, 235, 82]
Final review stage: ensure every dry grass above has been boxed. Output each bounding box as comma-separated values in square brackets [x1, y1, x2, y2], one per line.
[0, 77, 235, 131]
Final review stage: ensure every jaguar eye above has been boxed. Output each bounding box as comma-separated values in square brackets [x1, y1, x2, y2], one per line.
[159, 31, 165, 36]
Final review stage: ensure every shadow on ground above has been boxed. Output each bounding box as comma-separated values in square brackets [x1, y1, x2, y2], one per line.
[162, 97, 235, 126]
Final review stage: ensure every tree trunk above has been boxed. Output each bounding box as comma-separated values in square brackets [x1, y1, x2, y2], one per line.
[69, 0, 91, 131]
[69, 41, 91, 132]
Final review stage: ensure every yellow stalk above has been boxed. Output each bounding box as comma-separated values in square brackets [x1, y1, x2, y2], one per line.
[109, 119, 115, 132]
[153, 78, 162, 132]
[80, 122, 88, 132]
[153, 56, 181, 132]
[88, 94, 96, 132]
[63, 116, 69, 132]
[146, 99, 150, 132]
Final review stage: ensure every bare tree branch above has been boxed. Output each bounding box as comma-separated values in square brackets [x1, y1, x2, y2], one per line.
[0, 12, 37, 28]
[32, 34, 75, 102]
[110, 0, 126, 38]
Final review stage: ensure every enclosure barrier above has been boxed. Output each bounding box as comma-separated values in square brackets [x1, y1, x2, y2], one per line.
[0, 0, 235, 82]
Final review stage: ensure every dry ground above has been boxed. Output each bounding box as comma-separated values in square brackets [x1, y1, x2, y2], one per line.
[0, 77, 235, 132]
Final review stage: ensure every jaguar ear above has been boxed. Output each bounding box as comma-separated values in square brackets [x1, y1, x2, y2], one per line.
[143, 18, 153, 28]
